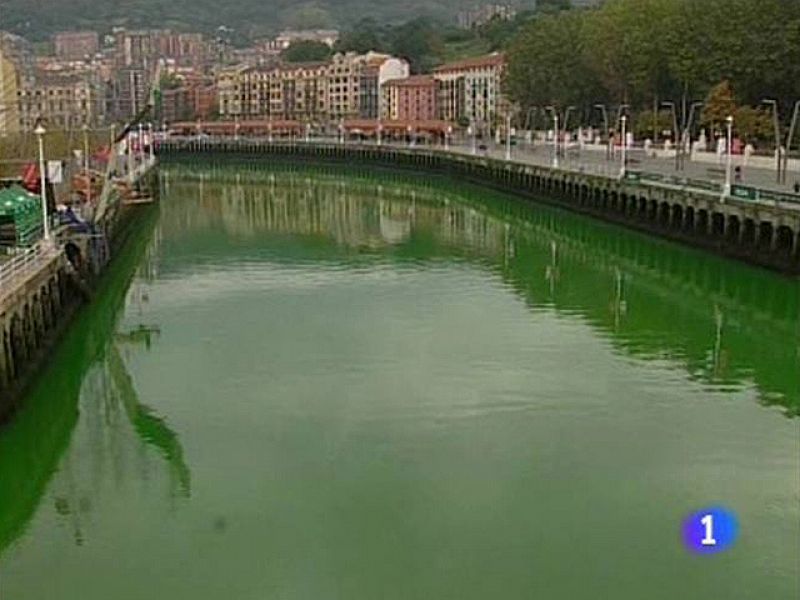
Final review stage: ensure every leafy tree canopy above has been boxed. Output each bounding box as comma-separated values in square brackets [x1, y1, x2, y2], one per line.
[281, 40, 333, 63]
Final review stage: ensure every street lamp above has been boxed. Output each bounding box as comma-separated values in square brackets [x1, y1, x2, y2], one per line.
[377, 121, 383, 147]
[445, 125, 452, 151]
[784, 100, 800, 186]
[148, 123, 154, 160]
[34, 123, 50, 243]
[469, 118, 477, 155]
[524, 106, 539, 146]
[662, 101, 680, 170]
[82, 123, 91, 205]
[722, 115, 734, 200]
[505, 112, 512, 161]
[594, 104, 609, 158]
[619, 114, 628, 179]
[682, 101, 703, 169]
[546, 106, 559, 169]
[762, 99, 781, 183]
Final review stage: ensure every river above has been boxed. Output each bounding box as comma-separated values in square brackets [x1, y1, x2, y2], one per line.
[1, 160, 798, 599]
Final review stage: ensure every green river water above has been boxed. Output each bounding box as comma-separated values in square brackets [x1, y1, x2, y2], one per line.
[1, 161, 798, 599]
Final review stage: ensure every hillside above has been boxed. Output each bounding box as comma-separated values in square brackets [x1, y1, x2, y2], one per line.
[2, 0, 533, 41]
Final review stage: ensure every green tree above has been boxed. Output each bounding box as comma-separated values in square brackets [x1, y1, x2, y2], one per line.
[335, 18, 388, 54]
[733, 106, 773, 146]
[281, 40, 333, 63]
[506, 11, 600, 111]
[387, 18, 444, 74]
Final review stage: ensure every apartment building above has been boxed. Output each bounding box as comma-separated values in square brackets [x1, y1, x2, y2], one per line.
[54, 31, 100, 60]
[217, 52, 408, 123]
[382, 75, 437, 122]
[18, 72, 103, 130]
[358, 53, 409, 119]
[0, 46, 20, 135]
[433, 52, 506, 132]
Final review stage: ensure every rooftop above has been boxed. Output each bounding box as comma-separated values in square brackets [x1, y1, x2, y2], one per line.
[433, 52, 505, 73]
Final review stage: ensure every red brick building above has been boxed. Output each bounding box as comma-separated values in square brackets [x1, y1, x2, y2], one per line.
[382, 75, 437, 122]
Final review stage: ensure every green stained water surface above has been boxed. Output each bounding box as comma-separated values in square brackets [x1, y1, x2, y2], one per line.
[1, 161, 798, 599]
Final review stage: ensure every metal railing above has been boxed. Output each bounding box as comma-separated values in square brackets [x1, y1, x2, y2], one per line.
[158, 136, 800, 207]
[0, 242, 62, 305]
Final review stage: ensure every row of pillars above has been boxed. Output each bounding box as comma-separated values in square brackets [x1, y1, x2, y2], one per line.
[0, 271, 68, 396]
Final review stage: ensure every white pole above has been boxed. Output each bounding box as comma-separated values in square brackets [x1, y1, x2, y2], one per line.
[505, 113, 512, 161]
[83, 124, 91, 206]
[377, 123, 382, 147]
[620, 115, 628, 178]
[723, 115, 733, 200]
[553, 113, 559, 169]
[471, 121, 476, 155]
[148, 123, 154, 160]
[35, 126, 50, 243]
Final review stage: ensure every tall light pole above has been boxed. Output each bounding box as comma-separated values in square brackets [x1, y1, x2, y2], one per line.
[662, 101, 680, 170]
[594, 104, 609, 159]
[619, 114, 628, 179]
[682, 101, 703, 169]
[547, 108, 559, 169]
[82, 123, 91, 205]
[524, 106, 538, 146]
[722, 115, 734, 200]
[137, 122, 144, 166]
[563, 106, 576, 137]
[784, 100, 799, 186]
[762, 99, 781, 183]
[148, 123, 155, 160]
[377, 121, 383, 147]
[34, 123, 50, 243]
[505, 112, 512, 161]
[470, 118, 477, 155]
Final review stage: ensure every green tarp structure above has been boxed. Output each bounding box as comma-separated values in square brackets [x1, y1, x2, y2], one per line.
[0, 185, 43, 247]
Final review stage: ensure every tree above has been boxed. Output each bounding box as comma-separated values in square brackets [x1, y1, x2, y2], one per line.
[733, 106, 773, 146]
[506, 12, 601, 111]
[387, 18, 444, 74]
[701, 80, 737, 132]
[281, 40, 332, 63]
[335, 18, 388, 54]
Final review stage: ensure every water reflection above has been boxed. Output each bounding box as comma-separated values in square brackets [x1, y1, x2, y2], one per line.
[162, 161, 800, 417]
[0, 205, 191, 555]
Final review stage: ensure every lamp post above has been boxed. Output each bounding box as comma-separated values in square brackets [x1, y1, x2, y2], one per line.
[505, 112, 512, 161]
[82, 123, 91, 205]
[34, 123, 50, 243]
[662, 101, 680, 170]
[784, 100, 799, 186]
[524, 106, 537, 146]
[377, 121, 382, 147]
[722, 115, 734, 200]
[547, 109, 559, 169]
[619, 114, 628, 179]
[762, 99, 781, 183]
[148, 123, 155, 160]
[682, 101, 703, 169]
[445, 125, 452, 151]
[470, 119, 477, 155]
[594, 104, 609, 159]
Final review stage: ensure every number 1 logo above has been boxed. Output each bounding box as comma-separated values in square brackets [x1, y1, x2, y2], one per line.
[683, 507, 738, 554]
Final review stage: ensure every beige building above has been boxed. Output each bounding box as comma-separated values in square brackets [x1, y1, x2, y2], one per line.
[217, 52, 408, 123]
[328, 52, 408, 120]
[433, 53, 507, 133]
[18, 73, 101, 131]
[0, 46, 20, 136]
